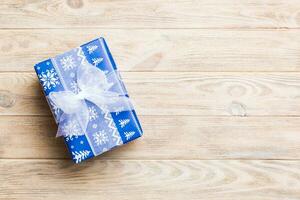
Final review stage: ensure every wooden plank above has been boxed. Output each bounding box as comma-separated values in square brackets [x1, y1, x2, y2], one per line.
[1, 115, 300, 159]
[1, 159, 300, 200]
[0, 72, 300, 116]
[1, 0, 300, 29]
[1, 29, 300, 72]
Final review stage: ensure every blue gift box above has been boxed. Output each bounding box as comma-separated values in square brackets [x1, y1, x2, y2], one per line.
[34, 37, 143, 163]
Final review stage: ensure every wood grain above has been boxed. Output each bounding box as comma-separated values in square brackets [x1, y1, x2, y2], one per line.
[1, 72, 300, 116]
[1, 1, 300, 199]
[1, 159, 300, 200]
[1, 115, 300, 160]
[1, 0, 300, 29]
[1, 29, 300, 72]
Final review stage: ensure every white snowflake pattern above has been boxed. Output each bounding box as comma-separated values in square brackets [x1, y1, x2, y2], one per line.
[119, 119, 130, 128]
[70, 81, 80, 93]
[124, 131, 135, 141]
[88, 106, 98, 121]
[92, 57, 103, 66]
[87, 45, 98, 54]
[38, 68, 60, 90]
[93, 130, 109, 146]
[61, 120, 82, 137]
[92, 124, 98, 129]
[72, 150, 90, 163]
[60, 55, 76, 71]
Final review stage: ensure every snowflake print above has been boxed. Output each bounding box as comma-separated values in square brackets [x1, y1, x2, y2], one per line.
[38, 68, 60, 90]
[93, 130, 109, 146]
[92, 57, 103, 66]
[61, 120, 82, 137]
[60, 55, 76, 71]
[88, 106, 98, 121]
[87, 45, 98, 54]
[92, 124, 98, 129]
[70, 81, 80, 93]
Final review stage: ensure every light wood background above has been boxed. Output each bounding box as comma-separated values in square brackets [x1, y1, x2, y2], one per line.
[1, 0, 300, 199]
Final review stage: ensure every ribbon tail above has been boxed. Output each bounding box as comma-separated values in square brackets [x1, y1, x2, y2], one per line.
[87, 94, 134, 114]
[56, 102, 90, 138]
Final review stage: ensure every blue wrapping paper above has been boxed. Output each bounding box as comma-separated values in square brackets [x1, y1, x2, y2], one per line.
[34, 37, 143, 163]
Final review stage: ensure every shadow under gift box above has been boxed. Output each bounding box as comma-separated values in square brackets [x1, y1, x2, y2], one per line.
[34, 37, 143, 163]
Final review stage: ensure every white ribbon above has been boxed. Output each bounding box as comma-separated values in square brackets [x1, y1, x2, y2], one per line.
[48, 62, 133, 137]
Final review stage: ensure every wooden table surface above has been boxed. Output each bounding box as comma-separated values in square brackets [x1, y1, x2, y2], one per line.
[1, 0, 300, 199]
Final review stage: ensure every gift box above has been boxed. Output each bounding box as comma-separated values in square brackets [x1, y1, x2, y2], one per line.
[34, 37, 143, 163]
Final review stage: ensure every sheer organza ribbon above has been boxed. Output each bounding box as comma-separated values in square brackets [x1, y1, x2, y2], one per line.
[48, 62, 133, 137]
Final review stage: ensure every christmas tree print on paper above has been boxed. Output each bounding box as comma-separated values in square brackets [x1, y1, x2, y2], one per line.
[119, 119, 130, 128]
[92, 57, 103, 66]
[124, 131, 135, 141]
[72, 150, 91, 163]
[87, 45, 98, 54]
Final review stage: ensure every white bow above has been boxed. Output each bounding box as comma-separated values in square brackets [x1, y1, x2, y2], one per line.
[48, 62, 133, 137]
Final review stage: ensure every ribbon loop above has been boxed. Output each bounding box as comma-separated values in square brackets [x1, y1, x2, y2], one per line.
[48, 62, 133, 137]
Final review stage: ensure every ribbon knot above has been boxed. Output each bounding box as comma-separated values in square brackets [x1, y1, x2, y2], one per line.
[48, 62, 133, 137]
